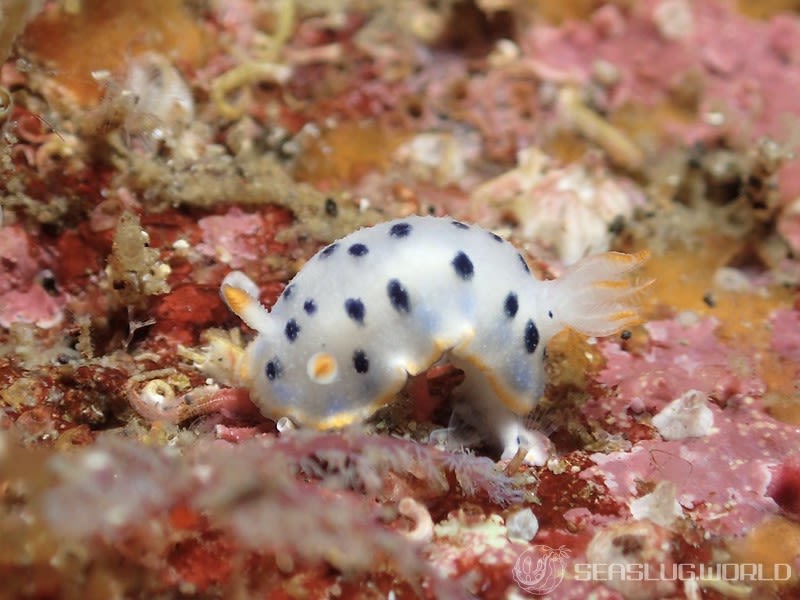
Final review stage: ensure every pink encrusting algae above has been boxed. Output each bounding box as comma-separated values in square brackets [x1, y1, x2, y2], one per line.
[592, 316, 764, 422]
[0, 224, 65, 328]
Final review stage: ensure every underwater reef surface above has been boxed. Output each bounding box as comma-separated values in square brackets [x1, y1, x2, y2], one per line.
[2, 1, 800, 598]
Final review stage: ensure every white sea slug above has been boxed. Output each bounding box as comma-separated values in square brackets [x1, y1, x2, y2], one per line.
[221, 216, 648, 464]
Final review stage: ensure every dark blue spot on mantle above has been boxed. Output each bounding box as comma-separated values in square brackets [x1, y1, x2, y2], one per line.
[387, 279, 411, 313]
[452, 251, 474, 280]
[353, 349, 369, 374]
[285, 319, 300, 342]
[265, 358, 282, 380]
[504, 292, 518, 318]
[524, 319, 539, 353]
[389, 222, 411, 238]
[345, 298, 366, 324]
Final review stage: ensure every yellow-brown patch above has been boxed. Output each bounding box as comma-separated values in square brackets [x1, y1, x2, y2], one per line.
[222, 285, 252, 317]
[307, 352, 339, 384]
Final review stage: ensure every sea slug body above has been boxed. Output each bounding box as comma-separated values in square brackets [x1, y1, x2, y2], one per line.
[221, 216, 648, 464]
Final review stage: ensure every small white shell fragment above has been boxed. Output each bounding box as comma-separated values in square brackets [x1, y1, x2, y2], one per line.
[652, 389, 714, 440]
[712, 266, 752, 293]
[82, 449, 114, 471]
[586, 520, 676, 599]
[125, 51, 195, 130]
[652, 0, 694, 41]
[141, 379, 176, 412]
[275, 416, 296, 433]
[393, 132, 473, 185]
[398, 497, 434, 543]
[629, 481, 683, 528]
[505, 507, 539, 541]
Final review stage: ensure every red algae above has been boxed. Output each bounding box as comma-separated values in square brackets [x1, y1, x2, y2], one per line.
[523, 0, 800, 203]
[584, 405, 800, 535]
[0, 225, 39, 291]
[20, 433, 513, 598]
[152, 284, 229, 345]
[53, 229, 106, 292]
[523, 0, 800, 137]
[196, 209, 268, 269]
[771, 308, 800, 364]
[768, 456, 800, 519]
[0, 224, 66, 328]
[167, 533, 236, 593]
[534, 454, 625, 530]
[594, 316, 763, 421]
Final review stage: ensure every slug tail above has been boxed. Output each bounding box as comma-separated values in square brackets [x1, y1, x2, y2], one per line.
[550, 249, 651, 337]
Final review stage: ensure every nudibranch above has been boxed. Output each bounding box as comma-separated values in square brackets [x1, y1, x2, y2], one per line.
[221, 216, 648, 464]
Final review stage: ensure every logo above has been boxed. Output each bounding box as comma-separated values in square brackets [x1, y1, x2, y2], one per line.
[513, 545, 570, 595]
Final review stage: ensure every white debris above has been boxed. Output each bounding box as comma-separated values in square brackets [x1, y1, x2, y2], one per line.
[586, 520, 677, 600]
[471, 149, 640, 264]
[393, 132, 478, 186]
[713, 267, 752, 293]
[629, 481, 683, 528]
[653, 0, 694, 41]
[398, 497, 434, 543]
[125, 51, 195, 132]
[652, 389, 714, 440]
[505, 508, 539, 541]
